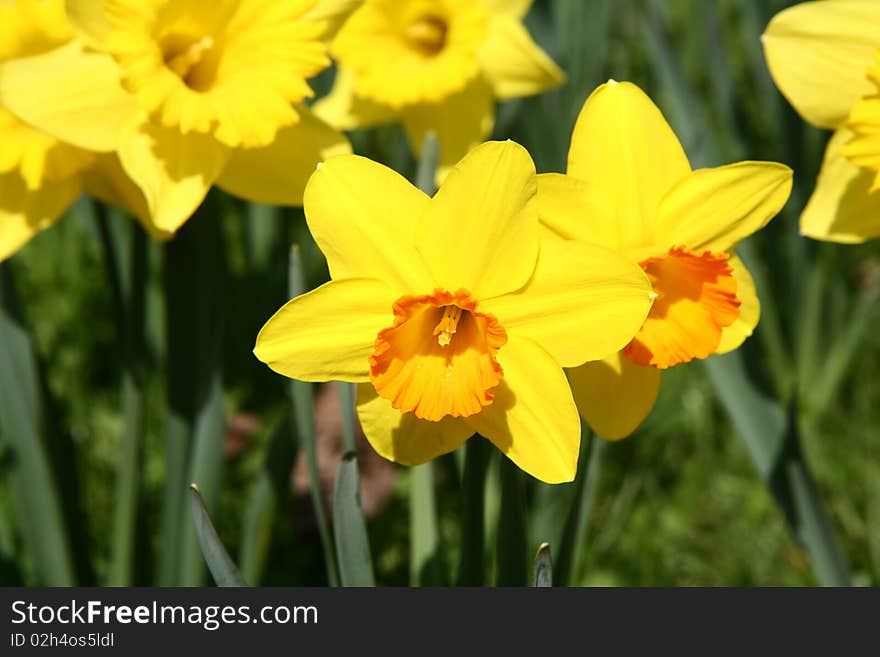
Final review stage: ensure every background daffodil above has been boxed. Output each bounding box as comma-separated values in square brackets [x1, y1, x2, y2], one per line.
[539, 81, 793, 441]
[0, 0, 353, 236]
[254, 141, 654, 483]
[0, 0, 153, 261]
[763, 0, 880, 243]
[314, 0, 564, 181]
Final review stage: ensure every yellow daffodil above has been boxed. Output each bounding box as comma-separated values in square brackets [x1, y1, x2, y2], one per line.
[0, 0, 353, 236]
[254, 141, 654, 483]
[538, 81, 793, 440]
[314, 0, 564, 181]
[0, 0, 153, 261]
[763, 0, 880, 243]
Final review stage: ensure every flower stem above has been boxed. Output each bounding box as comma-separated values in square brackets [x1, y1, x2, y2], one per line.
[158, 195, 227, 585]
[456, 436, 490, 585]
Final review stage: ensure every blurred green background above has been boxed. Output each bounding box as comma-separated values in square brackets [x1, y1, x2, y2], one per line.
[0, 0, 878, 586]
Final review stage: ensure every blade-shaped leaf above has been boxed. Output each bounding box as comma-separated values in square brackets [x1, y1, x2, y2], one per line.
[189, 484, 247, 587]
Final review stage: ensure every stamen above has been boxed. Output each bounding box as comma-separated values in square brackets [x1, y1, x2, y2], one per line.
[433, 305, 462, 347]
[166, 36, 214, 79]
[405, 15, 447, 57]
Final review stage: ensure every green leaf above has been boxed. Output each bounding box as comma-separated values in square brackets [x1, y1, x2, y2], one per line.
[189, 484, 247, 587]
[0, 265, 75, 585]
[705, 351, 851, 585]
[532, 542, 553, 588]
[333, 452, 375, 587]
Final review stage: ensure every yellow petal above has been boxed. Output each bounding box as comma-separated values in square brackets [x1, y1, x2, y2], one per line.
[464, 335, 580, 483]
[567, 81, 690, 250]
[81, 153, 170, 241]
[303, 154, 434, 293]
[568, 353, 661, 441]
[254, 278, 397, 383]
[481, 239, 653, 368]
[414, 140, 538, 299]
[801, 128, 880, 243]
[217, 106, 350, 207]
[0, 41, 140, 152]
[312, 67, 399, 131]
[715, 256, 760, 354]
[401, 76, 495, 185]
[537, 172, 618, 249]
[356, 383, 473, 466]
[480, 0, 533, 18]
[302, 0, 365, 40]
[762, 0, 880, 129]
[479, 14, 564, 100]
[117, 115, 229, 234]
[657, 162, 793, 253]
[64, 0, 112, 47]
[0, 172, 80, 262]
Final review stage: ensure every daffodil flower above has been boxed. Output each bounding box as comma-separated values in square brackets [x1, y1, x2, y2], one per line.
[0, 0, 152, 261]
[538, 82, 793, 440]
[313, 0, 564, 182]
[0, 0, 353, 236]
[763, 0, 880, 243]
[254, 141, 654, 483]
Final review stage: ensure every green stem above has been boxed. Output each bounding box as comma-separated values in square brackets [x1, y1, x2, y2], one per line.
[496, 456, 527, 586]
[158, 197, 226, 585]
[410, 462, 441, 585]
[104, 220, 148, 586]
[288, 246, 339, 586]
[555, 430, 603, 586]
[456, 436, 490, 586]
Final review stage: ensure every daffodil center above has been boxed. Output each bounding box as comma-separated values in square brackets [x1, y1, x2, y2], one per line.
[433, 305, 462, 346]
[622, 247, 740, 369]
[369, 290, 507, 422]
[404, 14, 448, 57]
[162, 34, 217, 90]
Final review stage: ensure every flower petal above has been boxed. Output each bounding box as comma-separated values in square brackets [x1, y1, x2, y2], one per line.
[567, 81, 690, 250]
[715, 256, 760, 354]
[481, 0, 533, 18]
[762, 0, 880, 129]
[0, 41, 140, 152]
[537, 172, 618, 249]
[657, 162, 793, 253]
[217, 106, 350, 206]
[414, 140, 538, 299]
[801, 128, 880, 243]
[464, 335, 580, 483]
[81, 153, 170, 241]
[254, 278, 397, 383]
[303, 154, 434, 293]
[481, 239, 652, 368]
[302, 0, 365, 40]
[401, 76, 495, 185]
[65, 0, 113, 46]
[0, 172, 80, 262]
[312, 66, 399, 131]
[568, 353, 661, 441]
[356, 383, 473, 466]
[117, 115, 229, 234]
[479, 14, 564, 100]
